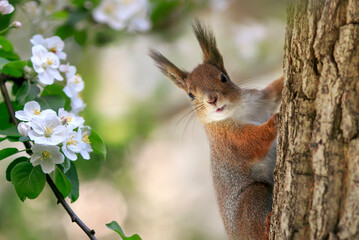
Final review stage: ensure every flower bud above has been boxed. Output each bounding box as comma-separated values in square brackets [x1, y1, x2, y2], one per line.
[10, 21, 22, 28]
[17, 122, 31, 137]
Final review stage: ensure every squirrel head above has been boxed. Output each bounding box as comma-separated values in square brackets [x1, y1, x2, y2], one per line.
[149, 20, 241, 123]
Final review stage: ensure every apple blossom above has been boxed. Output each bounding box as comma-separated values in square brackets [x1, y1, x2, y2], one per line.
[17, 122, 31, 137]
[28, 111, 67, 145]
[92, 0, 126, 30]
[63, 72, 84, 98]
[92, 0, 151, 32]
[31, 45, 63, 85]
[78, 126, 93, 160]
[70, 95, 86, 114]
[15, 101, 48, 122]
[30, 144, 64, 173]
[58, 108, 84, 129]
[23, 1, 40, 16]
[59, 63, 76, 74]
[0, 0, 14, 15]
[62, 130, 82, 161]
[30, 35, 67, 60]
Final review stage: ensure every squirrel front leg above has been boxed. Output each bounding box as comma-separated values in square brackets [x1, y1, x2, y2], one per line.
[233, 114, 278, 240]
[236, 113, 278, 163]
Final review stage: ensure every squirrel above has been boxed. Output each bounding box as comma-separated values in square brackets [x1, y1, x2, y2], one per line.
[149, 20, 283, 240]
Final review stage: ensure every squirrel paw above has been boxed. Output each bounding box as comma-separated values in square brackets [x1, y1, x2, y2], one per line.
[268, 113, 279, 130]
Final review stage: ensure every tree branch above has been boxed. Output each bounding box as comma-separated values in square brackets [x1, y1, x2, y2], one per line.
[0, 74, 97, 240]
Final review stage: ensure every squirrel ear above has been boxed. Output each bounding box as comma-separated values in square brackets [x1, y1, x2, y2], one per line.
[192, 20, 226, 73]
[149, 49, 188, 90]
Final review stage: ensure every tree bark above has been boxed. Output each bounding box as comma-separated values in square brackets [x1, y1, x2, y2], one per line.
[270, 0, 359, 239]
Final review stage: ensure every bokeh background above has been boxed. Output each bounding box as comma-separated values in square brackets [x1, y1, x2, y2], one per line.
[0, 0, 286, 239]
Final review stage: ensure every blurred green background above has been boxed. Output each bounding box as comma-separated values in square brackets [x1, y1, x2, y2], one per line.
[0, 0, 286, 239]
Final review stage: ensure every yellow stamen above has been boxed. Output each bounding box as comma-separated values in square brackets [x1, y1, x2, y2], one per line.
[67, 135, 78, 146]
[66, 116, 72, 123]
[73, 73, 82, 84]
[82, 133, 90, 144]
[40, 151, 52, 160]
[46, 57, 53, 65]
[49, 47, 57, 53]
[45, 126, 54, 137]
[33, 109, 41, 115]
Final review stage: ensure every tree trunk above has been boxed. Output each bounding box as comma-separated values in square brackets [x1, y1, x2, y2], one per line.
[270, 0, 359, 239]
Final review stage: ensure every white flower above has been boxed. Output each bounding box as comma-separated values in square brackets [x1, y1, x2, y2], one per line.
[28, 110, 67, 145]
[0, 0, 14, 15]
[62, 130, 82, 161]
[78, 126, 92, 160]
[92, 0, 126, 30]
[58, 108, 84, 130]
[70, 95, 86, 114]
[23, 1, 40, 16]
[30, 35, 66, 60]
[92, 0, 151, 32]
[17, 122, 31, 137]
[63, 72, 84, 98]
[59, 63, 76, 73]
[31, 45, 63, 85]
[15, 101, 45, 122]
[127, 10, 151, 32]
[30, 144, 64, 174]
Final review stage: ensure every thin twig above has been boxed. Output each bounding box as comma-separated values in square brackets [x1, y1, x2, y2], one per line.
[0, 74, 97, 240]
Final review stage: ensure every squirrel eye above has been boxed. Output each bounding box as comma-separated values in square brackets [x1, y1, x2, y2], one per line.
[188, 92, 195, 101]
[221, 74, 228, 83]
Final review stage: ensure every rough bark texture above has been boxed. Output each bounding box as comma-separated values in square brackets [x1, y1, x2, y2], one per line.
[270, 0, 359, 239]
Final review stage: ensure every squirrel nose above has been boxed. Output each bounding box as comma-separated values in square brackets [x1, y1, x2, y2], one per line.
[207, 96, 218, 105]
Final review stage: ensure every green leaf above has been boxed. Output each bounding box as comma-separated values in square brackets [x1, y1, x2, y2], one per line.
[0, 126, 20, 137]
[0, 101, 22, 130]
[42, 84, 71, 109]
[0, 12, 13, 32]
[51, 10, 69, 19]
[65, 162, 79, 203]
[62, 157, 71, 173]
[90, 128, 107, 161]
[54, 166, 72, 198]
[106, 221, 142, 240]
[16, 81, 40, 104]
[0, 36, 14, 52]
[0, 57, 9, 70]
[0, 36, 19, 60]
[6, 156, 28, 181]
[55, 25, 75, 40]
[74, 29, 87, 46]
[2, 60, 27, 77]
[11, 162, 46, 201]
[0, 147, 18, 161]
[36, 95, 65, 112]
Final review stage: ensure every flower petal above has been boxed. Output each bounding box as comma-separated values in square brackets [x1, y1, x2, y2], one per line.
[40, 159, 56, 174]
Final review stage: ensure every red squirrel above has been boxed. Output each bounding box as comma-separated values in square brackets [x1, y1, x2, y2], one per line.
[149, 20, 283, 240]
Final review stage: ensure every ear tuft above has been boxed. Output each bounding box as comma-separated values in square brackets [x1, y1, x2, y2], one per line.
[148, 49, 188, 90]
[192, 20, 225, 72]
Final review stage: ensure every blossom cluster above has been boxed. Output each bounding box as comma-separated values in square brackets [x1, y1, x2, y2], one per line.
[16, 101, 92, 174]
[92, 0, 151, 32]
[30, 35, 86, 114]
[13, 34, 93, 174]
